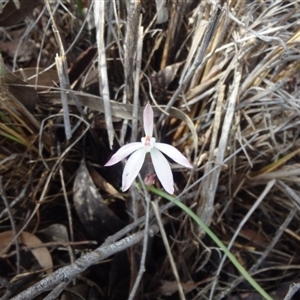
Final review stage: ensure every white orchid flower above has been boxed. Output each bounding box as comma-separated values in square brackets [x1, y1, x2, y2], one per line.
[105, 103, 193, 194]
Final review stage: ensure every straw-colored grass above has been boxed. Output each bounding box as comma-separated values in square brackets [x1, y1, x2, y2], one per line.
[1, 1, 300, 299]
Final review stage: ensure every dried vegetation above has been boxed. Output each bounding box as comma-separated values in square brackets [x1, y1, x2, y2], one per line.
[1, 0, 300, 299]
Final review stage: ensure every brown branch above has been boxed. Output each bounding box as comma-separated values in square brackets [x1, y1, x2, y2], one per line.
[11, 225, 159, 300]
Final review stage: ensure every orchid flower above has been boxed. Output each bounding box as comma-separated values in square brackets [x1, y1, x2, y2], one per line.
[105, 103, 193, 194]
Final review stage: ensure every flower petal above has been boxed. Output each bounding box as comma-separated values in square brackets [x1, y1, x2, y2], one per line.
[150, 148, 174, 194]
[122, 148, 146, 191]
[105, 143, 143, 166]
[143, 103, 154, 137]
[154, 143, 193, 168]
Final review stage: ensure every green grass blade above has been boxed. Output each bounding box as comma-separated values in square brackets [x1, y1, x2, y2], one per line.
[148, 186, 273, 300]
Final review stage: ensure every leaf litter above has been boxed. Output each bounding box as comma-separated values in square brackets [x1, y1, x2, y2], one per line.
[0, 0, 300, 299]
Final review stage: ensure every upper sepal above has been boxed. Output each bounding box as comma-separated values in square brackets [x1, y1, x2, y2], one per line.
[143, 103, 154, 137]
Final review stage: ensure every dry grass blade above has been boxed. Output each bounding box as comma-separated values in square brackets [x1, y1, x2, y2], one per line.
[123, 0, 141, 104]
[284, 283, 300, 300]
[94, 0, 114, 149]
[2, 0, 300, 299]
[40, 91, 198, 149]
[152, 200, 185, 300]
[160, 3, 225, 116]
[55, 54, 72, 140]
[197, 64, 242, 227]
[131, 20, 143, 142]
[211, 179, 275, 299]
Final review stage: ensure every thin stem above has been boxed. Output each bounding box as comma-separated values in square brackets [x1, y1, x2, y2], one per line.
[128, 180, 151, 300]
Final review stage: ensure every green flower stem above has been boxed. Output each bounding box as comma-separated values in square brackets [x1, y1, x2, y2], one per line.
[147, 186, 273, 300]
